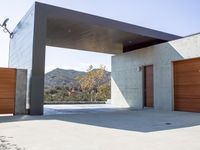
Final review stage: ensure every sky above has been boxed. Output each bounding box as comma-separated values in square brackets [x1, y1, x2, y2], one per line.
[0, 0, 200, 72]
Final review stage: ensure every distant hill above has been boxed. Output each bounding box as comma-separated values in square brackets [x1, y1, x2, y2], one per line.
[45, 68, 111, 88]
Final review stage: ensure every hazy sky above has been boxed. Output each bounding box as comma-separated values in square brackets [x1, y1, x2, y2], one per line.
[0, 0, 200, 72]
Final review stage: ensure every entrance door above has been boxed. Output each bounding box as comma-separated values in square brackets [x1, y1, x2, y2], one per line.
[174, 58, 200, 112]
[144, 65, 154, 107]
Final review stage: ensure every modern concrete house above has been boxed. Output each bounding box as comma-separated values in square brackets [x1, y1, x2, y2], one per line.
[9, 2, 200, 115]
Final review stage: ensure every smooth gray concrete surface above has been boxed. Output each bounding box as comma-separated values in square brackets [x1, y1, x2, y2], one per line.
[111, 33, 200, 110]
[15, 69, 27, 115]
[1, 110, 200, 150]
[9, 4, 35, 114]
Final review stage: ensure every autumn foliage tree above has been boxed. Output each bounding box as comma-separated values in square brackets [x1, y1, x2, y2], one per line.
[76, 65, 108, 101]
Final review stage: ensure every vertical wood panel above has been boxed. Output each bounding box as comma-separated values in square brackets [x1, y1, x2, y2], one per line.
[144, 65, 154, 107]
[0, 68, 16, 114]
[174, 58, 200, 112]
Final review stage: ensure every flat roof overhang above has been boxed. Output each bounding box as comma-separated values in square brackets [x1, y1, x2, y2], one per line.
[33, 2, 181, 54]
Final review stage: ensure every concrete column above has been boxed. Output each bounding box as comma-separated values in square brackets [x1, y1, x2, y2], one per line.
[15, 69, 27, 115]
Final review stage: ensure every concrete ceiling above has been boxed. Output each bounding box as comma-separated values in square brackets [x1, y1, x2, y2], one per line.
[39, 2, 181, 54]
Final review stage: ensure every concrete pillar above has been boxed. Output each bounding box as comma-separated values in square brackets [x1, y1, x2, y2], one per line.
[15, 69, 27, 115]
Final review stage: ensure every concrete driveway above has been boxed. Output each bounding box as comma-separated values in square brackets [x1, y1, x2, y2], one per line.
[0, 109, 200, 150]
[44, 104, 122, 115]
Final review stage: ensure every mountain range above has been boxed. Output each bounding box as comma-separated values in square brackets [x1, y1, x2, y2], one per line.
[45, 68, 111, 88]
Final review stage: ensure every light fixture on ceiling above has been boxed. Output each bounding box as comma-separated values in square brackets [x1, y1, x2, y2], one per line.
[128, 40, 133, 44]
[67, 29, 71, 33]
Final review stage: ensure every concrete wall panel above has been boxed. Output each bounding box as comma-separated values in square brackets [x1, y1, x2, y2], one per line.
[15, 69, 27, 115]
[9, 5, 35, 111]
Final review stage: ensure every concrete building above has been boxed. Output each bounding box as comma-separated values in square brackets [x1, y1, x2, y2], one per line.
[9, 2, 200, 115]
[112, 34, 200, 112]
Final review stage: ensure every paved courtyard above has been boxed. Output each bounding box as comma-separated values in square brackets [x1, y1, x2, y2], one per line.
[0, 106, 200, 150]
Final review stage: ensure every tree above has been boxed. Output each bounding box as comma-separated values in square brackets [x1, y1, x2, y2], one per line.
[76, 65, 106, 101]
[96, 83, 111, 101]
[44, 88, 58, 101]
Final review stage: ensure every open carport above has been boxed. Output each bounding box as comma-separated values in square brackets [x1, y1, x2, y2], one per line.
[8, 2, 179, 115]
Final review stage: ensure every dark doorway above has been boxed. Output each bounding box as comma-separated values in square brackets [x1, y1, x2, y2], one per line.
[144, 65, 154, 107]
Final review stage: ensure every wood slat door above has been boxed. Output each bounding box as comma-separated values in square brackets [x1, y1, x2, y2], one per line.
[144, 65, 154, 107]
[174, 58, 200, 112]
[0, 68, 16, 114]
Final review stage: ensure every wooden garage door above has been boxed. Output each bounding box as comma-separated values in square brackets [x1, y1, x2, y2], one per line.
[0, 68, 16, 114]
[174, 58, 200, 112]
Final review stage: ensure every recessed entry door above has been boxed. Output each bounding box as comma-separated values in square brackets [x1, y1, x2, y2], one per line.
[144, 65, 154, 107]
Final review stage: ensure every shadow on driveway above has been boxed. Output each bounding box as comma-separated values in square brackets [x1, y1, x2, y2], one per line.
[1, 108, 200, 133]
